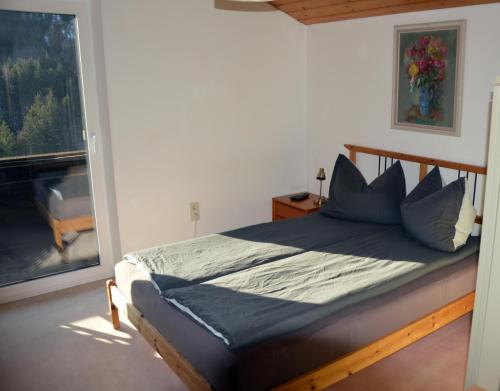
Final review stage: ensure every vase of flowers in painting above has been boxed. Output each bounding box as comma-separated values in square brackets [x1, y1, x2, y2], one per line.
[405, 35, 447, 122]
[418, 86, 432, 116]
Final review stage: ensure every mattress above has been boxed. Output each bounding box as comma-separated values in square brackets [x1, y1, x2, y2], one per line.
[161, 225, 477, 350]
[124, 213, 389, 291]
[115, 251, 477, 391]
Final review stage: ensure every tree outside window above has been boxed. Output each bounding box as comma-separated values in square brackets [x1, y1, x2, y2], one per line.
[0, 11, 84, 158]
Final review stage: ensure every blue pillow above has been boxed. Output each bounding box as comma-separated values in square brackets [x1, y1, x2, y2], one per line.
[403, 165, 443, 203]
[320, 154, 406, 224]
[401, 167, 476, 252]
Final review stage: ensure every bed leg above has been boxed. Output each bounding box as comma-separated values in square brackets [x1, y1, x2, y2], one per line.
[52, 221, 63, 250]
[106, 280, 121, 330]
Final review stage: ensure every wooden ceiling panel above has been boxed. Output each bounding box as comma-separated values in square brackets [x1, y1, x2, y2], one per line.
[270, 0, 500, 24]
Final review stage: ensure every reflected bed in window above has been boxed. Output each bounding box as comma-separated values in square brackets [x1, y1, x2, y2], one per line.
[34, 165, 94, 249]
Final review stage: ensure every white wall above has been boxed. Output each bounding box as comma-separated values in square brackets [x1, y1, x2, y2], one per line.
[100, 0, 306, 253]
[306, 4, 500, 193]
[101, 1, 500, 255]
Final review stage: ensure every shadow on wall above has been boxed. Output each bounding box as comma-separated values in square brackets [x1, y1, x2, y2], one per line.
[213, 0, 276, 12]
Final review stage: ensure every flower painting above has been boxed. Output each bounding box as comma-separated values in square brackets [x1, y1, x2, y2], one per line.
[392, 21, 465, 136]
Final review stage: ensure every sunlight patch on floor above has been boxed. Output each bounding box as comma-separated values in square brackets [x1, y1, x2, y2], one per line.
[72, 330, 92, 336]
[69, 315, 132, 339]
[94, 337, 113, 344]
[154, 352, 163, 360]
[114, 339, 130, 346]
[57, 314, 134, 346]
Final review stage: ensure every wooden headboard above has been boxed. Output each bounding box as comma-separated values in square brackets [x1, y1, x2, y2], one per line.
[344, 144, 487, 224]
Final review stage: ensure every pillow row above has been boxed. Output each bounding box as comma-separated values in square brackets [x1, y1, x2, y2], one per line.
[319, 154, 477, 252]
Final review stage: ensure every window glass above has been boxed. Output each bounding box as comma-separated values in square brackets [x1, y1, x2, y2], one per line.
[0, 10, 100, 286]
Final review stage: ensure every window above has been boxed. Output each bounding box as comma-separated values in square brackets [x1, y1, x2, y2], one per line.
[0, 10, 100, 286]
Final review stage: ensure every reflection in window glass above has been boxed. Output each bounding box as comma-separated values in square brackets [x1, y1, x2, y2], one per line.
[0, 10, 100, 286]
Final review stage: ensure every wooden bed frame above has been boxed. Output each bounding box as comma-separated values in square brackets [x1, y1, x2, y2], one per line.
[106, 144, 487, 391]
[35, 199, 94, 250]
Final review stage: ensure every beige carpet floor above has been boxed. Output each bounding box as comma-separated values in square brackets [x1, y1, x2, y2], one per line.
[0, 280, 471, 391]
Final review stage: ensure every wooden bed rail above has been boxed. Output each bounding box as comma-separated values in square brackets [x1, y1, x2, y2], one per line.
[106, 279, 474, 391]
[344, 144, 487, 224]
[273, 292, 474, 391]
[106, 280, 213, 391]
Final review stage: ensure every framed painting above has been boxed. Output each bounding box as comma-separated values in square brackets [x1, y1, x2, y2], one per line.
[392, 20, 465, 136]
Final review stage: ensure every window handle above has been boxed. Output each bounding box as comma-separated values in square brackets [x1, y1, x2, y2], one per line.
[91, 133, 97, 154]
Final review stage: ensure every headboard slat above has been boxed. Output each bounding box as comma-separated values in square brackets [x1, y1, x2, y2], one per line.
[419, 163, 428, 181]
[349, 149, 357, 164]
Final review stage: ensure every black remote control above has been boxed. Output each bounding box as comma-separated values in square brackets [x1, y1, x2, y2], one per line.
[289, 192, 309, 201]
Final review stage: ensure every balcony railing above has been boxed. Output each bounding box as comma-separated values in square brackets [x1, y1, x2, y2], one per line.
[0, 150, 87, 170]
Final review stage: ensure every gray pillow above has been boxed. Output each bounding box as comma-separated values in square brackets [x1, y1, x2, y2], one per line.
[401, 169, 476, 252]
[320, 154, 406, 224]
[404, 165, 443, 203]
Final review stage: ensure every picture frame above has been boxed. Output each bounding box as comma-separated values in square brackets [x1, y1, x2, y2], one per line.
[392, 20, 466, 136]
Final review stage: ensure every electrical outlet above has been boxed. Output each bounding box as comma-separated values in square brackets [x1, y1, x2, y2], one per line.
[190, 202, 200, 222]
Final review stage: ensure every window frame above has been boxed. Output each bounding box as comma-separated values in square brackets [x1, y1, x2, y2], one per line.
[0, 0, 120, 303]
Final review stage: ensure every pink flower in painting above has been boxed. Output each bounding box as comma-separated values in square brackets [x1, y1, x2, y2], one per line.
[418, 36, 431, 48]
[417, 60, 428, 72]
[404, 33, 449, 92]
[433, 59, 445, 69]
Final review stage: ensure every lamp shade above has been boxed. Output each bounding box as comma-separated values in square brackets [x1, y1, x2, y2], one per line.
[316, 168, 326, 181]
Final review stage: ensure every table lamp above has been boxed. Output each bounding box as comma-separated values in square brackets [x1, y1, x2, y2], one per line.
[315, 168, 326, 206]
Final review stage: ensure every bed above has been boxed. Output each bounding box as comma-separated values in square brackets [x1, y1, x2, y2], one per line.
[107, 145, 486, 391]
[34, 165, 94, 249]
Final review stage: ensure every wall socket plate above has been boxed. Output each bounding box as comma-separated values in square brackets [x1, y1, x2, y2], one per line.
[190, 202, 200, 222]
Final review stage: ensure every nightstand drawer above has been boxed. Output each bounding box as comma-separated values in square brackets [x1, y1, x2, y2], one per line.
[274, 202, 307, 219]
[272, 193, 320, 222]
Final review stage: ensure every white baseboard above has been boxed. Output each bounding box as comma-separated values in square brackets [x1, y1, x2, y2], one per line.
[0, 264, 114, 304]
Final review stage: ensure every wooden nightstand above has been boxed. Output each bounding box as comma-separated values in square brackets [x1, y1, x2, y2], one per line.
[272, 193, 321, 221]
